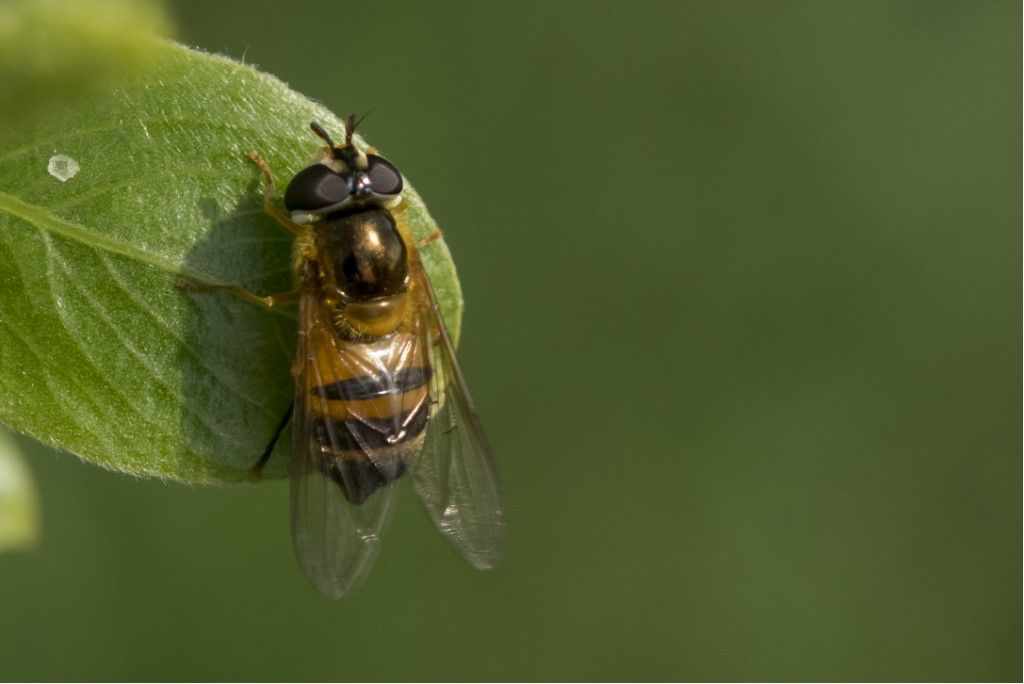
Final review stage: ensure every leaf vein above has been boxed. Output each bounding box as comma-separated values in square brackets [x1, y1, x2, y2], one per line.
[38, 231, 166, 429]
[97, 251, 279, 418]
[43, 235, 248, 448]
[0, 189, 294, 320]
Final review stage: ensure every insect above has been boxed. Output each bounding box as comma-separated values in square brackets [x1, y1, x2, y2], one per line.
[179, 116, 504, 598]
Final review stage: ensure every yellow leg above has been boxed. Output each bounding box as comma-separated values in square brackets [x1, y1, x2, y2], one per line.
[248, 150, 303, 237]
[176, 276, 299, 309]
[416, 228, 444, 249]
[390, 199, 443, 250]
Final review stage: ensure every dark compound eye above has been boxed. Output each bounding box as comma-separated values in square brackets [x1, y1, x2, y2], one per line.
[366, 155, 403, 196]
[284, 164, 351, 211]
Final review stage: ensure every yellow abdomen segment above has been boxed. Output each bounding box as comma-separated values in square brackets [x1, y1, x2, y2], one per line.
[304, 316, 431, 430]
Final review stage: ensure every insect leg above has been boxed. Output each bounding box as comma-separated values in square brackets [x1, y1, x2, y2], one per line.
[388, 199, 443, 249]
[248, 150, 303, 236]
[252, 401, 295, 475]
[176, 276, 299, 309]
[416, 228, 444, 249]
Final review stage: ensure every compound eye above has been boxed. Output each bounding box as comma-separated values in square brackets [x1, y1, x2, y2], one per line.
[366, 155, 403, 196]
[284, 164, 350, 211]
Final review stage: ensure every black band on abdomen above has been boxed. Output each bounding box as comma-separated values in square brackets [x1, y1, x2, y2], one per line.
[311, 402, 430, 452]
[312, 366, 432, 401]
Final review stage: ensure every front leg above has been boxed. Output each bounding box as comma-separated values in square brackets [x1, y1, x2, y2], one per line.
[248, 150, 304, 237]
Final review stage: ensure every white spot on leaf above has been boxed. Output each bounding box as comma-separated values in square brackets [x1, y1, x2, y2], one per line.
[47, 154, 80, 182]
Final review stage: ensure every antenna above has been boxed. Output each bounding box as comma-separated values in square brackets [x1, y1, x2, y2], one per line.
[309, 121, 336, 147]
[343, 111, 372, 144]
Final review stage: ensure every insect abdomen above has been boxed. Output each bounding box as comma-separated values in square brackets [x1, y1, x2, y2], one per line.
[306, 329, 432, 504]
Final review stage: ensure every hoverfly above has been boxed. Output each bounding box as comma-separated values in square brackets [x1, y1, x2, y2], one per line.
[179, 116, 504, 598]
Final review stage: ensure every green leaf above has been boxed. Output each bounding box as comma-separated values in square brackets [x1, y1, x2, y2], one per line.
[0, 41, 463, 484]
[0, 429, 39, 551]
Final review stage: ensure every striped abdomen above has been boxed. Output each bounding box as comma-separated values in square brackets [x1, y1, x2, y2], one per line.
[304, 321, 432, 504]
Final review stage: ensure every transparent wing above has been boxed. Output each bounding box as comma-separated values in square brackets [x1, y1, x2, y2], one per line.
[290, 289, 399, 599]
[409, 262, 505, 569]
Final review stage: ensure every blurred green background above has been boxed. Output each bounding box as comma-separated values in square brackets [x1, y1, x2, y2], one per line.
[1, 0, 1019, 680]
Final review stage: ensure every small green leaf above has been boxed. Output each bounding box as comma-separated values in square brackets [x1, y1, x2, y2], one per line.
[0, 41, 463, 484]
[0, 429, 39, 551]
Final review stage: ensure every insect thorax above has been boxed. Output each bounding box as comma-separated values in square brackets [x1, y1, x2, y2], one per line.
[306, 207, 411, 339]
